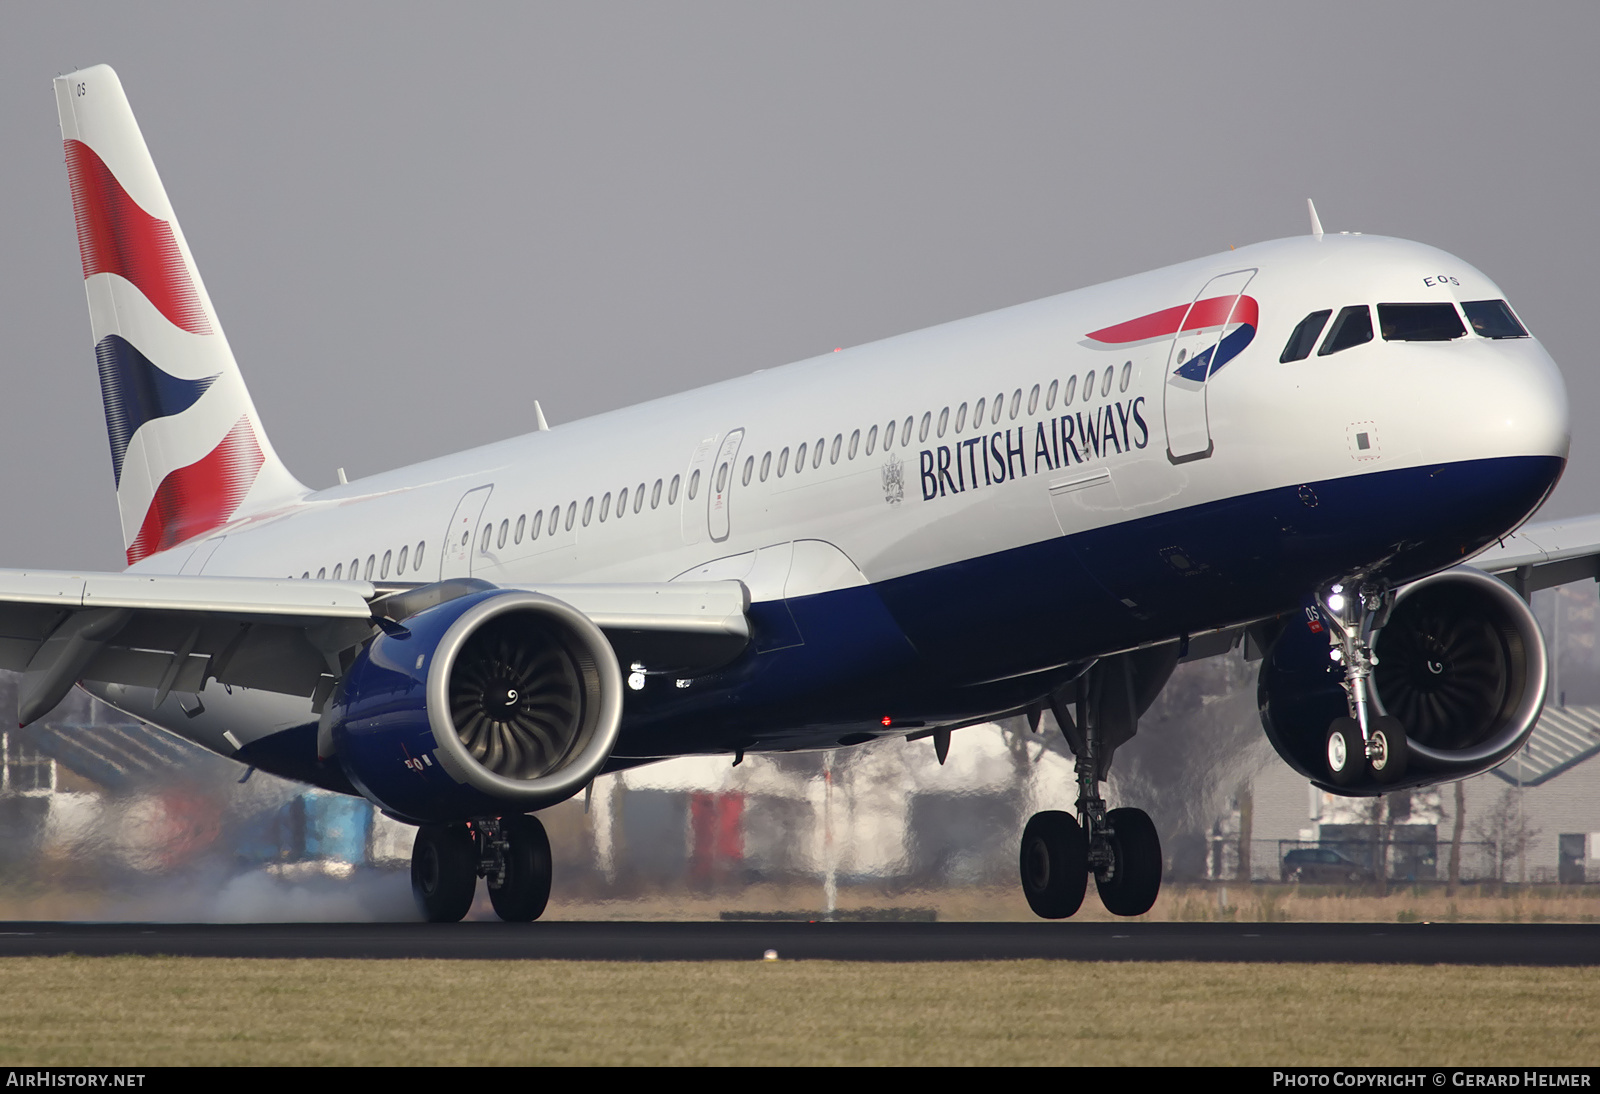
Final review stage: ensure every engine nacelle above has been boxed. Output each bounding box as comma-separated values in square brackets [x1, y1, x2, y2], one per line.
[1259, 566, 1547, 795]
[326, 587, 623, 823]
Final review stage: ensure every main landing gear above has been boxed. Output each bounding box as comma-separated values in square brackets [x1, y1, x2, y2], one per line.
[1020, 659, 1166, 919]
[1320, 582, 1408, 787]
[411, 814, 553, 923]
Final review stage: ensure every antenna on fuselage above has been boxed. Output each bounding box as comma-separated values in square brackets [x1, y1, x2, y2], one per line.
[1307, 199, 1325, 240]
[534, 400, 550, 431]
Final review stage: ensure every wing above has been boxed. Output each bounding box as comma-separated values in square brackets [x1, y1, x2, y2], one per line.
[0, 570, 749, 724]
[1469, 513, 1600, 596]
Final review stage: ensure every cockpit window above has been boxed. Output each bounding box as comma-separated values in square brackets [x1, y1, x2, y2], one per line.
[1378, 303, 1466, 341]
[1317, 305, 1373, 356]
[1280, 310, 1332, 362]
[1462, 299, 1529, 339]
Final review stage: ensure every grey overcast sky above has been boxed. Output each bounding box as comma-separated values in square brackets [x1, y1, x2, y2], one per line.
[2, 2, 1597, 569]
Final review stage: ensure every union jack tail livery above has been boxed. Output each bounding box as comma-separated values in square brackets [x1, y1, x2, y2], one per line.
[54, 65, 305, 565]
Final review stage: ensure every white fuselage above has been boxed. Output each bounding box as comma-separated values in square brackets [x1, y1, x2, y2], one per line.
[98, 232, 1570, 765]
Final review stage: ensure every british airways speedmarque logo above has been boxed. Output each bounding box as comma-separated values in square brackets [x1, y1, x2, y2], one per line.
[1084, 294, 1260, 382]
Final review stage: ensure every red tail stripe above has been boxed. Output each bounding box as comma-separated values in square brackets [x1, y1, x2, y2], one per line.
[126, 416, 264, 564]
[64, 139, 213, 336]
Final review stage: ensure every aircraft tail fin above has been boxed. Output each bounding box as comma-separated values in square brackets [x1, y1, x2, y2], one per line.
[54, 65, 306, 566]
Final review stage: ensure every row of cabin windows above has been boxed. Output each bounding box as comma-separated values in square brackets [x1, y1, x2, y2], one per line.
[302, 540, 428, 581]
[752, 363, 1135, 484]
[480, 475, 683, 554]
[1280, 298, 1528, 362]
[468, 363, 1141, 555]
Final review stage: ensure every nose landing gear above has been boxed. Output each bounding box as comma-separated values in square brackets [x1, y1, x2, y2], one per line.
[1321, 583, 1409, 786]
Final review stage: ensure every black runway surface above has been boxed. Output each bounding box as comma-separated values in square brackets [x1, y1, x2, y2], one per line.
[0, 921, 1594, 964]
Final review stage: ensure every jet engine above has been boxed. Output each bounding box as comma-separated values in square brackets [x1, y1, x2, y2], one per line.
[1258, 566, 1547, 795]
[325, 587, 623, 823]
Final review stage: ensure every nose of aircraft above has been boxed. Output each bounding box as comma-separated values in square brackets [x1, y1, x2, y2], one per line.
[1417, 334, 1569, 551]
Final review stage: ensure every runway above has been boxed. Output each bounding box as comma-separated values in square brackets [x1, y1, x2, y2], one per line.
[0, 921, 1594, 963]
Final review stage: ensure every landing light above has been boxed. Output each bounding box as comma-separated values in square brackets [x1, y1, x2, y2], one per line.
[1327, 593, 1346, 613]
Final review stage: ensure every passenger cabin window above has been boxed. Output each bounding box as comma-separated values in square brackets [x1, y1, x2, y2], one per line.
[1027, 384, 1040, 414]
[1378, 303, 1466, 341]
[813, 439, 825, 469]
[514, 515, 525, 542]
[381, 550, 392, 578]
[848, 430, 860, 459]
[955, 403, 968, 431]
[415, 541, 425, 570]
[1463, 299, 1529, 339]
[1281, 310, 1332, 362]
[1045, 381, 1057, 410]
[794, 443, 807, 473]
[742, 456, 754, 485]
[1100, 370, 1113, 398]
[398, 545, 409, 572]
[1318, 305, 1374, 356]
[333, 563, 343, 579]
[1119, 361, 1132, 392]
[865, 427, 877, 456]
[668, 476, 680, 505]
[1063, 375, 1077, 404]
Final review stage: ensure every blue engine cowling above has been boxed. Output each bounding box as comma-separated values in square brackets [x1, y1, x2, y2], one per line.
[1259, 566, 1547, 796]
[324, 587, 623, 823]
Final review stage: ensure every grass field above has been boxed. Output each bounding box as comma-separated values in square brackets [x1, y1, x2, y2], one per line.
[0, 956, 1593, 1066]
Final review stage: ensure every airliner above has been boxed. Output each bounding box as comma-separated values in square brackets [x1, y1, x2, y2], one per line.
[16, 65, 1588, 922]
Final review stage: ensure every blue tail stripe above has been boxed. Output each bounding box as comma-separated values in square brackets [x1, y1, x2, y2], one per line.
[95, 334, 218, 485]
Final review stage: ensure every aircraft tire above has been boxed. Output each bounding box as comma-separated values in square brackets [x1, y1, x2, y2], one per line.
[1095, 807, 1162, 917]
[1368, 716, 1409, 784]
[1019, 810, 1088, 919]
[1325, 718, 1362, 787]
[412, 823, 478, 923]
[489, 814, 553, 922]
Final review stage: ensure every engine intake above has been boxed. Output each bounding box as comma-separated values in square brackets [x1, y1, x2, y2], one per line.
[327, 587, 623, 823]
[1259, 566, 1547, 795]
